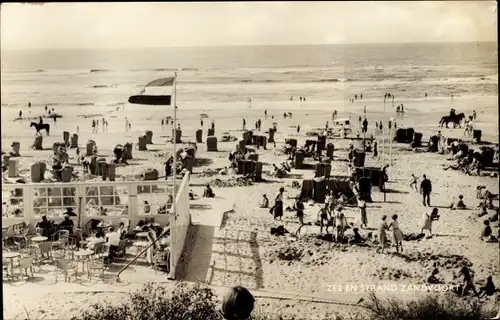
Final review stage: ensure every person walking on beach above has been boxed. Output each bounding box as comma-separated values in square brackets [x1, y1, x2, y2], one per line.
[354, 94, 358, 101]
[161, 118, 164, 128]
[425, 92, 428, 98]
[77, 126, 80, 133]
[360, 93, 363, 100]
[45, 105, 48, 113]
[297, 125, 300, 134]
[373, 140, 378, 157]
[421, 208, 438, 237]
[376, 215, 389, 253]
[357, 196, 367, 229]
[472, 110, 477, 120]
[242, 118, 246, 130]
[125, 117, 128, 132]
[294, 196, 305, 235]
[28, 101, 31, 108]
[269, 187, 284, 220]
[317, 203, 330, 234]
[19, 110, 22, 119]
[409, 174, 418, 192]
[300, 97, 303, 102]
[388, 214, 403, 253]
[92, 119, 96, 133]
[211, 120, 215, 131]
[335, 207, 348, 243]
[420, 174, 432, 206]
[264, 110, 268, 118]
[362, 118, 368, 133]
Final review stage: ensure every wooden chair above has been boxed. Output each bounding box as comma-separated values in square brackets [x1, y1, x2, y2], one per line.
[18, 256, 35, 279]
[54, 259, 77, 283]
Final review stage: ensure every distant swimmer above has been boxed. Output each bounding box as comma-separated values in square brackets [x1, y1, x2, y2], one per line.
[425, 93, 428, 98]
[300, 97, 303, 102]
[451, 94, 454, 100]
[355, 94, 358, 100]
[360, 94, 363, 100]
[290, 96, 293, 101]
[303, 97, 306, 101]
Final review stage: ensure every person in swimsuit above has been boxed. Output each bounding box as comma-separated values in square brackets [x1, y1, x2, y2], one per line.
[388, 214, 404, 253]
[317, 203, 330, 234]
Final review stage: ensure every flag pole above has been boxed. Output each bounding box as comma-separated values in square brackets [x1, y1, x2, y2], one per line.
[172, 72, 177, 220]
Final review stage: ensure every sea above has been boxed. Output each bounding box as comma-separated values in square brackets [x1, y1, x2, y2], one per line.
[1, 42, 498, 108]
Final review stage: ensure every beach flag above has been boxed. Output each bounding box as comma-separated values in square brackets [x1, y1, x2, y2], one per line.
[128, 76, 175, 105]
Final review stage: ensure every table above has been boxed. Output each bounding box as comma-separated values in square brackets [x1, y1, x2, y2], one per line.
[3, 252, 20, 279]
[73, 250, 93, 273]
[31, 236, 48, 242]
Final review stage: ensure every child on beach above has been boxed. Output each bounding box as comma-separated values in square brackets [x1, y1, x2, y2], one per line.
[409, 174, 418, 191]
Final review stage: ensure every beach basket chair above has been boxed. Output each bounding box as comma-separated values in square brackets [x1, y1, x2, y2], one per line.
[54, 259, 77, 283]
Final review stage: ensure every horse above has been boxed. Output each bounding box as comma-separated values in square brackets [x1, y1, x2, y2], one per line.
[30, 122, 50, 135]
[439, 113, 465, 128]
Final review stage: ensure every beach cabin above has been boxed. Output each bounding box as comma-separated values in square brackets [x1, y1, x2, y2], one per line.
[333, 118, 351, 127]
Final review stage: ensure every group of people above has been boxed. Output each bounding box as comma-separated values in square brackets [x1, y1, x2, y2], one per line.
[91, 118, 109, 133]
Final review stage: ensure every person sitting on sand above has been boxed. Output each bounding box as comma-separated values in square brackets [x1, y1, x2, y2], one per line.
[459, 266, 478, 296]
[388, 214, 404, 253]
[219, 166, 228, 175]
[427, 263, 442, 284]
[451, 195, 467, 210]
[317, 203, 331, 234]
[481, 220, 493, 241]
[204, 184, 215, 198]
[350, 227, 365, 245]
[478, 206, 488, 218]
[259, 194, 269, 208]
[477, 276, 496, 298]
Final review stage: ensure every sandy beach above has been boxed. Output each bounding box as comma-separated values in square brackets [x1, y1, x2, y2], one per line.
[2, 93, 499, 319]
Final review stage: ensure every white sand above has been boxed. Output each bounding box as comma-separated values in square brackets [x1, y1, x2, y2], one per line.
[2, 96, 499, 319]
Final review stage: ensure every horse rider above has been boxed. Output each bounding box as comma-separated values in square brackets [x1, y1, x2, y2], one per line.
[39, 116, 44, 126]
[449, 109, 456, 117]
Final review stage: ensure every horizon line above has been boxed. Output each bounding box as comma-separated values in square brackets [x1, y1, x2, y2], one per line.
[1, 40, 496, 51]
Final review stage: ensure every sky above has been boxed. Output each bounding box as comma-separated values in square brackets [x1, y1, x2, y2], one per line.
[0, 2, 497, 49]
